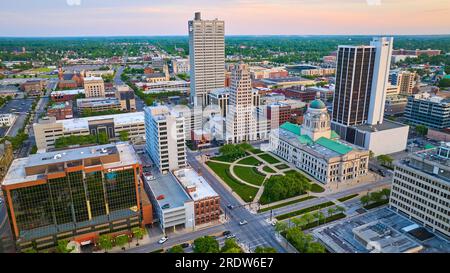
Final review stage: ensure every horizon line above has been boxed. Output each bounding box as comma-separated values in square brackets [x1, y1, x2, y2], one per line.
[1, 33, 450, 39]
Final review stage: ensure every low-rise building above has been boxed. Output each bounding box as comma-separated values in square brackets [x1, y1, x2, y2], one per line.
[76, 97, 122, 115]
[84, 70, 114, 78]
[1, 143, 149, 251]
[114, 85, 136, 112]
[20, 80, 47, 96]
[144, 72, 169, 83]
[384, 95, 408, 116]
[404, 93, 450, 130]
[173, 168, 220, 226]
[260, 77, 315, 89]
[0, 141, 13, 182]
[269, 99, 369, 184]
[301, 68, 336, 77]
[0, 114, 17, 127]
[33, 112, 146, 152]
[138, 80, 189, 94]
[390, 143, 450, 237]
[50, 89, 85, 102]
[46, 102, 73, 120]
[172, 58, 190, 74]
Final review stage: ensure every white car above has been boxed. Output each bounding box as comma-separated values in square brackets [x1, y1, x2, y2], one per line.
[158, 236, 168, 244]
[239, 220, 248, 226]
[225, 234, 236, 239]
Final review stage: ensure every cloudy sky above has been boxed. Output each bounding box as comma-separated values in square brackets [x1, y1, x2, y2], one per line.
[1, 0, 449, 36]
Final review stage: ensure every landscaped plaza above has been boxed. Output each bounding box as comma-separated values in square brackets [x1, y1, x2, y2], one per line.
[204, 143, 325, 206]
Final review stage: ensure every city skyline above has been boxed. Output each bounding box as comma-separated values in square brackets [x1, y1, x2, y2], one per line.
[1, 0, 449, 37]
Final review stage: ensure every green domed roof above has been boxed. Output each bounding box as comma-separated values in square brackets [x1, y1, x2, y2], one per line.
[309, 99, 326, 109]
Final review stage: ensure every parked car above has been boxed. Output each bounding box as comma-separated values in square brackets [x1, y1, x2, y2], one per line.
[227, 204, 234, 210]
[162, 203, 170, 209]
[239, 220, 248, 226]
[181, 243, 190, 248]
[158, 236, 168, 244]
[222, 230, 231, 236]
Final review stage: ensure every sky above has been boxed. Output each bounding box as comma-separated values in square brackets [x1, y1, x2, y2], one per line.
[1, 0, 449, 37]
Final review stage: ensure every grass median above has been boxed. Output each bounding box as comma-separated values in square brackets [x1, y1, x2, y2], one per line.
[275, 201, 335, 221]
[258, 196, 317, 213]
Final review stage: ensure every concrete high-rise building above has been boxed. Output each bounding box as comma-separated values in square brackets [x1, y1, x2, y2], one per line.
[333, 37, 393, 127]
[226, 63, 257, 143]
[144, 105, 187, 173]
[396, 71, 417, 95]
[390, 142, 450, 237]
[83, 76, 105, 98]
[404, 93, 450, 130]
[189, 12, 225, 107]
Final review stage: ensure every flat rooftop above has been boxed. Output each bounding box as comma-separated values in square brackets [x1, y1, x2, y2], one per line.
[312, 207, 450, 253]
[173, 168, 219, 201]
[354, 119, 408, 133]
[77, 97, 120, 107]
[2, 143, 140, 187]
[262, 77, 312, 83]
[51, 89, 85, 96]
[146, 171, 191, 210]
[37, 111, 144, 132]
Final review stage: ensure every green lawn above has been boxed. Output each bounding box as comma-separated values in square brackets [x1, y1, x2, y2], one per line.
[310, 183, 325, 193]
[233, 165, 266, 186]
[274, 164, 290, 170]
[337, 194, 359, 202]
[236, 156, 261, 166]
[259, 196, 316, 213]
[263, 166, 276, 173]
[206, 161, 258, 202]
[249, 148, 264, 154]
[210, 155, 235, 163]
[258, 153, 281, 164]
[275, 201, 335, 221]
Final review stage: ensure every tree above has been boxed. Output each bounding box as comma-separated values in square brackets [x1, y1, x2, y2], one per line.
[119, 130, 129, 142]
[291, 217, 307, 229]
[300, 213, 315, 225]
[377, 154, 393, 167]
[316, 211, 325, 225]
[169, 245, 185, 253]
[370, 191, 383, 204]
[380, 188, 391, 200]
[97, 132, 109, 145]
[132, 227, 146, 246]
[254, 246, 277, 253]
[360, 195, 371, 207]
[327, 207, 336, 218]
[193, 236, 220, 253]
[55, 239, 75, 253]
[221, 239, 242, 253]
[415, 125, 428, 137]
[115, 234, 129, 251]
[98, 234, 113, 253]
[369, 150, 375, 159]
[275, 221, 288, 234]
[335, 206, 346, 215]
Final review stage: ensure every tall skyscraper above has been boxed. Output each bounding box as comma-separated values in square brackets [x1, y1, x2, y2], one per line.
[332, 37, 393, 126]
[331, 37, 408, 156]
[226, 63, 257, 143]
[189, 12, 225, 107]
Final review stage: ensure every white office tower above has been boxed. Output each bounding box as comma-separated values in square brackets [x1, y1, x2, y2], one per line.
[189, 12, 225, 107]
[367, 37, 393, 126]
[226, 63, 257, 143]
[144, 105, 187, 174]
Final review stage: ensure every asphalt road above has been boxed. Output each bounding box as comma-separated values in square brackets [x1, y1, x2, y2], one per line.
[114, 65, 146, 111]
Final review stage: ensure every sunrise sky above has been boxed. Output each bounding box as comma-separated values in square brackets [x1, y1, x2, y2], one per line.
[1, 0, 449, 36]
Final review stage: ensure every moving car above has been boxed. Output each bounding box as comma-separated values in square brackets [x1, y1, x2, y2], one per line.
[239, 220, 248, 226]
[225, 233, 236, 239]
[222, 230, 231, 236]
[227, 204, 234, 210]
[158, 236, 168, 244]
